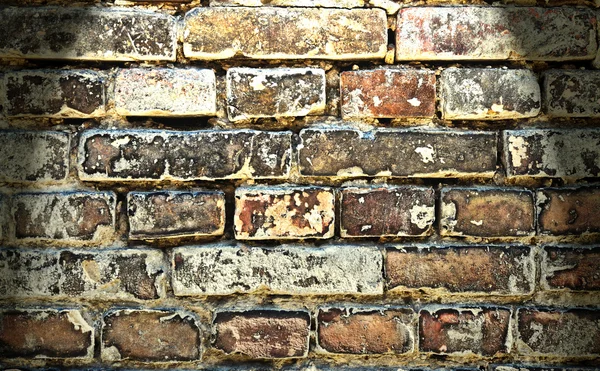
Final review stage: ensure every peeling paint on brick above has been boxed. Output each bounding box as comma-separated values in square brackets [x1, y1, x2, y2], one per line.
[541, 246, 600, 291]
[543, 70, 600, 117]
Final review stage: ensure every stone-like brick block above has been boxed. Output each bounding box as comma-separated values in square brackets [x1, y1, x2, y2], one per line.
[171, 244, 383, 296]
[543, 70, 600, 117]
[340, 68, 436, 118]
[440, 68, 540, 120]
[386, 246, 535, 295]
[0, 248, 167, 300]
[183, 8, 387, 60]
[78, 129, 292, 181]
[299, 127, 497, 178]
[12, 191, 116, 244]
[0, 131, 70, 183]
[210, 0, 364, 6]
[128, 191, 225, 240]
[213, 310, 310, 359]
[226, 68, 326, 121]
[0, 309, 94, 359]
[0, 194, 6, 243]
[317, 307, 416, 354]
[340, 186, 434, 237]
[493, 366, 600, 371]
[420, 307, 511, 355]
[541, 246, 600, 291]
[440, 188, 535, 237]
[504, 129, 600, 179]
[114, 68, 217, 116]
[102, 309, 200, 362]
[537, 187, 600, 235]
[396, 7, 597, 61]
[234, 186, 334, 240]
[0, 7, 177, 61]
[517, 308, 600, 356]
[2, 70, 106, 118]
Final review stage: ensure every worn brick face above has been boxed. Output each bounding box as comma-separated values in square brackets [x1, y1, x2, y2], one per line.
[544, 70, 600, 117]
[541, 246, 600, 291]
[537, 187, 600, 235]
[210, 0, 364, 6]
[213, 310, 310, 359]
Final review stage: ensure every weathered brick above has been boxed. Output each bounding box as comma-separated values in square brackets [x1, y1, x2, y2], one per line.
[171, 244, 383, 296]
[396, 7, 597, 61]
[543, 70, 600, 117]
[541, 246, 600, 291]
[234, 186, 334, 240]
[114, 68, 217, 116]
[420, 307, 511, 355]
[0, 309, 94, 359]
[517, 308, 600, 356]
[12, 191, 116, 244]
[128, 191, 225, 240]
[340, 68, 436, 119]
[0, 7, 177, 61]
[386, 246, 535, 295]
[227, 68, 326, 121]
[440, 188, 535, 237]
[0, 194, 6, 243]
[299, 127, 497, 178]
[210, 0, 364, 6]
[317, 307, 416, 354]
[0, 248, 167, 300]
[440, 68, 540, 120]
[537, 187, 600, 235]
[340, 186, 435, 237]
[78, 129, 292, 181]
[504, 129, 600, 179]
[2, 70, 105, 118]
[183, 8, 387, 60]
[102, 309, 200, 362]
[213, 310, 310, 359]
[493, 366, 600, 371]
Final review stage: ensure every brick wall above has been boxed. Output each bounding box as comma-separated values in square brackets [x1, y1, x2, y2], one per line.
[0, 0, 599, 370]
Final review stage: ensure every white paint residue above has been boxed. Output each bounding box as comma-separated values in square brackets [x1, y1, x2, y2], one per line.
[415, 145, 435, 163]
[361, 225, 372, 231]
[250, 75, 267, 91]
[373, 96, 382, 107]
[470, 220, 483, 226]
[507, 136, 529, 168]
[409, 204, 435, 229]
[491, 103, 504, 112]
[407, 97, 421, 107]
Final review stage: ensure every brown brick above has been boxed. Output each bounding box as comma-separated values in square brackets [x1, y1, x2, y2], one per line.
[419, 308, 511, 355]
[0, 309, 93, 359]
[537, 187, 600, 235]
[440, 188, 535, 237]
[234, 186, 335, 240]
[541, 246, 600, 291]
[317, 307, 416, 354]
[102, 309, 201, 362]
[340, 186, 435, 237]
[517, 308, 600, 356]
[128, 191, 225, 240]
[183, 8, 387, 60]
[544, 70, 600, 117]
[386, 246, 535, 295]
[340, 68, 436, 119]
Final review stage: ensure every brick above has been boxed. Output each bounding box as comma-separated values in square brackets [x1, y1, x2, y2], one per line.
[537, 187, 600, 235]
[0, 7, 177, 61]
[517, 308, 600, 356]
[494, 366, 600, 371]
[317, 307, 416, 354]
[340, 186, 435, 237]
[213, 310, 310, 359]
[299, 127, 497, 178]
[0, 194, 6, 243]
[234, 186, 334, 240]
[183, 8, 387, 60]
[0, 248, 167, 300]
[210, 0, 364, 6]
[440, 188, 535, 237]
[171, 244, 383, 296]
[504, 129, 600, 179]
[0, 309, 93, 359]
[102, 309, 200, 362]
[12, 191, 116, 244]
[128, 191, 225, 240]
[541, 246, 600, 291]
[226, 68, 326, 121]
[396, 7, 597, 61]
[114, 68, 217, 116]
[543, 70, 600, 117]
[340, 68, 436, 119]
[2, 70, 106, 118]
[440, 68, 540, 120]
[419, 307, 511, 355]
[386, 246, 535, 295]
[78, 129, 292, 181]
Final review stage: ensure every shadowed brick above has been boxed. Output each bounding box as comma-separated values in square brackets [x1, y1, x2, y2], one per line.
[0, 195, 6, 243]
[544, 70, 600, 117]
[541, 246, 600, 291]
[493, 366, 600, 371]
[210, 0, 364, 6]
[537, 187, 600, 235]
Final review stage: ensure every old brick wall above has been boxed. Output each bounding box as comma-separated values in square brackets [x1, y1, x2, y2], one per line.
[0, 0, 599, 370]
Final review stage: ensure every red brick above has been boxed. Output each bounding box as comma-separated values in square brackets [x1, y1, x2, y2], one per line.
[537, 187, 600, 235]
[541, 246, 600, 291]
